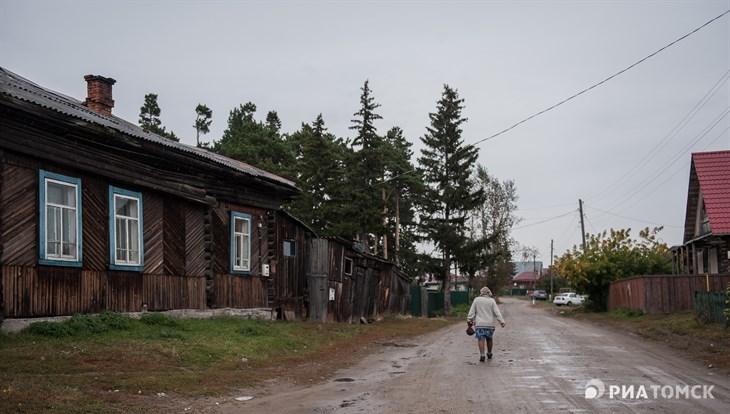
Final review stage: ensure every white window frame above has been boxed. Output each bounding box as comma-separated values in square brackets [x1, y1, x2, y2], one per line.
[230, 212, 252, 274]
[39, 170, 82, 267]
[109, 186, 144, 271]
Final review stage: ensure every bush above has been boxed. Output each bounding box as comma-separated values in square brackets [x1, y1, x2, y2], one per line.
[140, 312, 181, 328]
[25, 321, 74, 338]
[99, 310, 131, 330]
[451, 303, 471, 317]
[68, 313, 109, 334]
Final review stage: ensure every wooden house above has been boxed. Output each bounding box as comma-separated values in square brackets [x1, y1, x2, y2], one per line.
[0, 68, 303, 322]
[0, 68, 413, 327]
[307, 238, 412, 323]
[672, 150, 730, 275]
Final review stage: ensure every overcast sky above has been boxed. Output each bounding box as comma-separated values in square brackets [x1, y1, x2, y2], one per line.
[2, 0, 729, 263]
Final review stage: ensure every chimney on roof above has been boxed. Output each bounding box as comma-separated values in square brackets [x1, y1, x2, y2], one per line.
[83, 74, 116, 116]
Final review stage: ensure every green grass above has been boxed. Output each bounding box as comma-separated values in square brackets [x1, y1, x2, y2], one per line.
[0, 313, 450, 413]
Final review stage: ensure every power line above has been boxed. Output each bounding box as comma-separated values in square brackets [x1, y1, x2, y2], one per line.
[587, 69, 730, 204]
[472, 10, 730, 146]
[512, 210, 575, 230]
[585, 204, 683, 229]
[603, 106, 729, 214]
[616, 124, 730, 213]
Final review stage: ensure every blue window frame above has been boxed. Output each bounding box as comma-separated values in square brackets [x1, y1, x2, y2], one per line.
[39, 170, 82, 267]
[109, 186, 144, 271]
[230, 211, 251, 274]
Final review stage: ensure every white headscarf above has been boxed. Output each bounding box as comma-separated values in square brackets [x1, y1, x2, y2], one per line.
[480, 287, 492, 297]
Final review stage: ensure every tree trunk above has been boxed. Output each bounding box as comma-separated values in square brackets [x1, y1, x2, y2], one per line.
[443, 251, 451, 316]
[394, 189, 400, 265]
[382, 184, 388, 260]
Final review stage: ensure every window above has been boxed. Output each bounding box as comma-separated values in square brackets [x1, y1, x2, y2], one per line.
[283, 240, 296, 257]
[39, 170, 82, 267]
[109, 186, 143, 270]
[230, 212, 251, 273]
[344, 257, 353, 275]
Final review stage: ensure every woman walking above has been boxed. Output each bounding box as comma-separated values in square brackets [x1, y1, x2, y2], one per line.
[467, 287, 506, 362]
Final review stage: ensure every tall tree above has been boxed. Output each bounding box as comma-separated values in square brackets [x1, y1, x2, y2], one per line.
[464, 165, 520, 292]
[286, 114, 355, 237]
[381, 126, 422, 267]
[213, 102, 294, 178]
[418, 84, 485, 316]
[266, 111, 282, 132]
[194, 104, 213, 147]
[139, 93, 178, 141]
[349, 80, 385, 253]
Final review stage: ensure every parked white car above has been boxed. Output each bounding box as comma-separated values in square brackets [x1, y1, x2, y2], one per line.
[553, 292, 584, 306]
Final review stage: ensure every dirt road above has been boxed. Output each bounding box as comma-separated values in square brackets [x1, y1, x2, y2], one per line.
[201, 298, 729, 413]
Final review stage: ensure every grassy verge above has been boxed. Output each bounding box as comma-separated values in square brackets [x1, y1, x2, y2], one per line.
[555, 307, 730, 370]
[0, 312, 452, 413]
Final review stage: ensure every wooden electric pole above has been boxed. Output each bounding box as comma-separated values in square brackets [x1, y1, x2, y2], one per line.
[579, 199, 586, 251]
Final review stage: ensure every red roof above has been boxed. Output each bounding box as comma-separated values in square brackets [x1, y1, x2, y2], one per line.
[512, 271, 542, 282]
[693, 150, 730, 234]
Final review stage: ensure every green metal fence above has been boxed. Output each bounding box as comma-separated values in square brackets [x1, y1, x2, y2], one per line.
[410, 288, 469, 317]
[693, 291, 727, 324]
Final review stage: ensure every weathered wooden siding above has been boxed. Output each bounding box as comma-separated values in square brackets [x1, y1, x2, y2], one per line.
[210, 273, 266, 309]
[207, 203, 270, 310]
[0, 161, 36, 266]
[263, 212, 313, 319]
[608, 274, 730, 313]
[308, 238, 329, 322]
[144, 195, 164, 275]
[164, 201, 186, 276]
[313, 239, 413, 324]
[1, 265, 206, 317]
[185, 206, 206, 276]
[82, 177, 108, 271]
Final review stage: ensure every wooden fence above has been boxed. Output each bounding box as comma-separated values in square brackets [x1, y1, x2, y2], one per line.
[2, 265, 206, 318]
[608, 274, 730, 313]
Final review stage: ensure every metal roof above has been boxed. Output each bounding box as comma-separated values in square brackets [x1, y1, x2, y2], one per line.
[692, 150, 730, 235]
[0, 67, 297, 189]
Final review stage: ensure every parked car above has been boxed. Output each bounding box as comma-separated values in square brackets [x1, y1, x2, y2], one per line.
[553, 292, 584, 306]
[531, 290, 548, 300]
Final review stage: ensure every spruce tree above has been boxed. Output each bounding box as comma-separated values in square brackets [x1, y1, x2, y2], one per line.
[286, 115, 354, 237]
[382, 126, 422, 266]
[349, 80, 385, 253]
[418, 85, 485, 315]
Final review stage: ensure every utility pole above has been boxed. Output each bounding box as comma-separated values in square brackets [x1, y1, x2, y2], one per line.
[579, 199, 586, 251]
[550, 239, 554, 300]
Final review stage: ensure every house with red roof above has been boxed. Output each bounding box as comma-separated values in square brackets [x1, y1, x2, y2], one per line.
[672, 150, 730, 275]
[512, 270, 546, 289]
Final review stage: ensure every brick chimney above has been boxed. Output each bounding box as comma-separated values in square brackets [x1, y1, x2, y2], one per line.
[83, 74, 116, 116]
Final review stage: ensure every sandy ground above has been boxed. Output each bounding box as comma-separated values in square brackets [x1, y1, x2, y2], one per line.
[175, 298, 730, 413]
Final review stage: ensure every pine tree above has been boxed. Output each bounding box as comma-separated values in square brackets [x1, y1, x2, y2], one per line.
[418, 85, 485, 315]
[213, 102, 293, 178]
[139, 93, 179, 142]
[194, 104, 213, 147]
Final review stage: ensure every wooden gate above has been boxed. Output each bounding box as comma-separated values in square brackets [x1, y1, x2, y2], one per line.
[307, 239, 329, 322]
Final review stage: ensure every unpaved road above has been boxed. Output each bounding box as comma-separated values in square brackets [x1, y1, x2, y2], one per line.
[195, 298, 729, 413]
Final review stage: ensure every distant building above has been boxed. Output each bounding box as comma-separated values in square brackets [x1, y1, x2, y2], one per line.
[513, 261, 543, 275]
